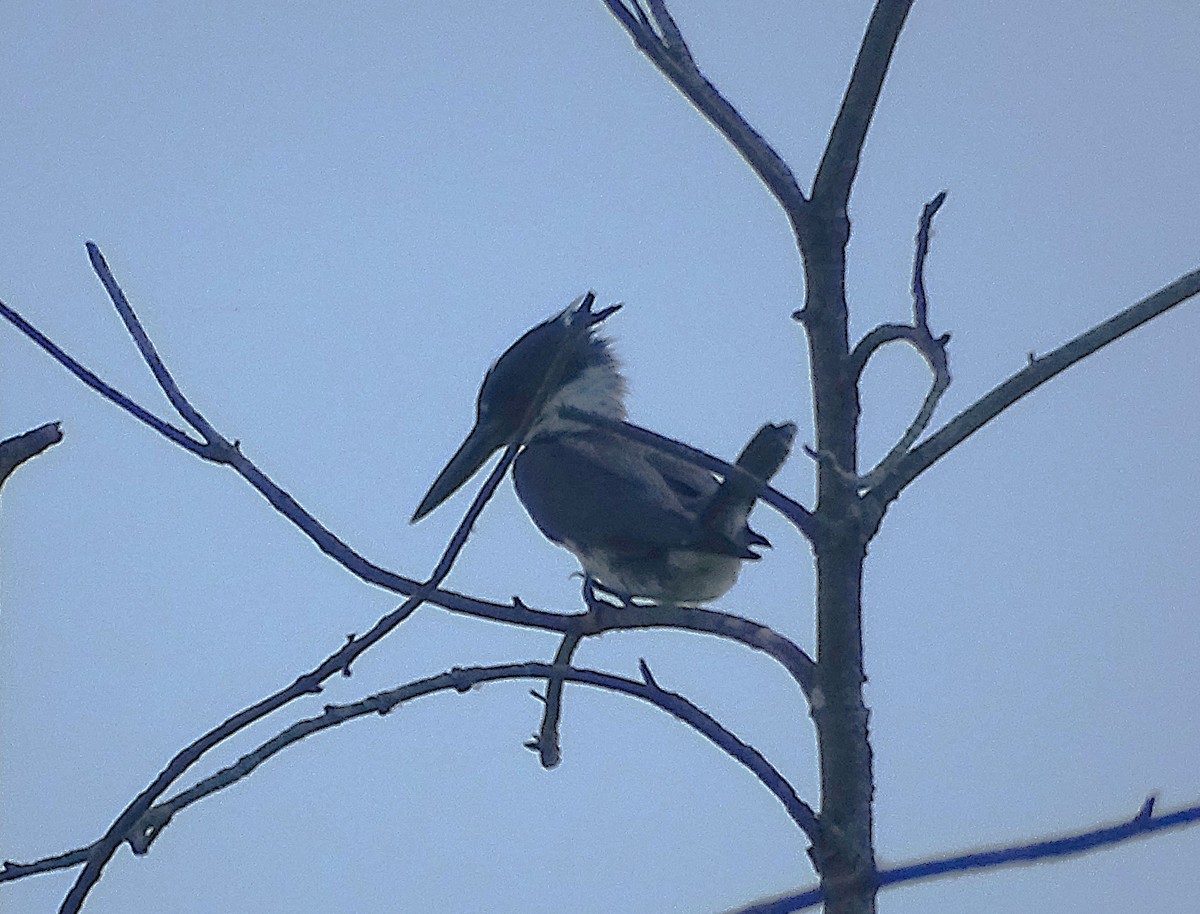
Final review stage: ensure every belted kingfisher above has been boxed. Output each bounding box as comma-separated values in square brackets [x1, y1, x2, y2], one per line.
[411, 293, 796, 605]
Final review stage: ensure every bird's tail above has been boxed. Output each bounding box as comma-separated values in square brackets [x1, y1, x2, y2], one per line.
[703, 421, 797, 554]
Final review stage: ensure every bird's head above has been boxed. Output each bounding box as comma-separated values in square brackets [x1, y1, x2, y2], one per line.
[411, 292, 624, 523]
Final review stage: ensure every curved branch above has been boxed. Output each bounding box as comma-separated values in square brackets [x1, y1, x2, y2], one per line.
[587, 600, 815, 696]
[850, 326, 949, 491]
[864, 266, 1200, 518]
[599, 0, 807, 221]
[849, 324, 921, 384]
[851, 322, 949, 489]
[724, 796, 1200, 914]
[5, 661, 823, 884]
[851, 192, 951, 491]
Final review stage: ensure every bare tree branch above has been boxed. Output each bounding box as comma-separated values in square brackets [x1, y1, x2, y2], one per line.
[599, 0, 807, 221]
[0, 847, 90, 884]
[864, 266, 1200, 524]
[0, 422, 63, 492]
[579, 599, 815, 696]
[848, 192, 948, 380]
[529, 625, 584, 769]
[810, 1, 915, 212]
[723, 797, 1200, 914]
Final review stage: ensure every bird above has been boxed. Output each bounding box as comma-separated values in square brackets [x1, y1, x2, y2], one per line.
[411, 292, 796, 605]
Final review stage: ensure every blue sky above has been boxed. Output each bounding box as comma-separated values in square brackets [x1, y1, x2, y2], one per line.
[3, 2, 1200, 912]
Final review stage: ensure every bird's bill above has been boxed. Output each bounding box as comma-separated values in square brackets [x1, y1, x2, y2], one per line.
[410, 421, 506, 523]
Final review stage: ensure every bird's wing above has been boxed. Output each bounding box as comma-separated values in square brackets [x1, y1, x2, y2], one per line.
[513, 431, 750, 556]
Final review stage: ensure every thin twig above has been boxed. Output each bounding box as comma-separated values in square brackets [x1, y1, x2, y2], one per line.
[0, 298, 204, 453]
[532, 577, 602, 768]
[86, 243, 217, 441]
[528, 627, 582, 768]
[530, 629, 584, 769]
[910, 192, 947, 328]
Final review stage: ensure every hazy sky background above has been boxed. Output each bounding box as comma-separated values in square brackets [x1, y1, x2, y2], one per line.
[3, 2, 1199, 913]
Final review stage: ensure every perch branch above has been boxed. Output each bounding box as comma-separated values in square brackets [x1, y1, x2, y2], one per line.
[1, 251, 816, 693]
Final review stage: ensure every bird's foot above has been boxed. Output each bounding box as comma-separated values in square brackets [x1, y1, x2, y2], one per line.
[581, 575, 634, 611]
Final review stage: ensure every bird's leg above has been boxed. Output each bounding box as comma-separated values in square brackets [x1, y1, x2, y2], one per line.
[582, 574, 607, 612]
[582, 574, 633, 611]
